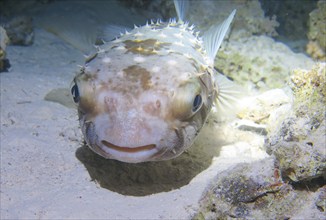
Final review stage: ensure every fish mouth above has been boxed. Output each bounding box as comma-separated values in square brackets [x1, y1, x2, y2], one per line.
[101, 140, 156, 153]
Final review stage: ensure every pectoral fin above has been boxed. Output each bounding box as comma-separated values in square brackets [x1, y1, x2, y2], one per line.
[44, 88, 75, 109]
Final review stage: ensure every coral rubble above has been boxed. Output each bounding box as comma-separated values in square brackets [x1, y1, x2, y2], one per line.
[2, 16, 34, 46]
[215, 36, 314, 91]
[307, 0, 326, 61]
[267, 63, 326, 182]
[195, 63, 325, 219]
[194, 157, 324, 219]
[0, 26, 10, 72]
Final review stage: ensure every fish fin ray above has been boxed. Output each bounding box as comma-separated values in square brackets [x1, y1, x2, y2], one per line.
[173, 0, 189, 21]
[203, 10, 236, 63]
[214, 74, 244, 121]
[44, 88, 76, 109]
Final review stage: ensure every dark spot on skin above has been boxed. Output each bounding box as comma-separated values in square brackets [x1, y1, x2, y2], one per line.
[123, 39, 171, 56]
[123, 65, 152, 90]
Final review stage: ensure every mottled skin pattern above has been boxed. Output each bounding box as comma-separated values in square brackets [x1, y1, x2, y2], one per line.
[72, 20, 218, 163]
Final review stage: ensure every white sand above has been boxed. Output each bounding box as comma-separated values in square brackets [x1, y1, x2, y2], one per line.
[0, 28, 268, 219]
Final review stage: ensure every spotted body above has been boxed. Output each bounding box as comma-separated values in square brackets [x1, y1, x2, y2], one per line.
[71, 4, 236, 163]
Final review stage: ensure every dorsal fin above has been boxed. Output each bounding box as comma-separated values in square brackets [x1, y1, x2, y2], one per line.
[173, 0, 189, 22]
[203, 10, 236, 64]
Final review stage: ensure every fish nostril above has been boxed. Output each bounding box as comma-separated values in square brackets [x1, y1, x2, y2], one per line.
[143, 100, 162, 116]
[104, 96, 118, 112]
[101, 140, 156, 153]
[156, 100, 161, 108]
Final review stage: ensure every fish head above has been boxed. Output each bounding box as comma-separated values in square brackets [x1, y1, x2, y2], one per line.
[71, 41, 216, 163]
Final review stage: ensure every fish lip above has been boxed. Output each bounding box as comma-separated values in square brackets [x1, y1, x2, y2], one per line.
[101, 140, 156, 153]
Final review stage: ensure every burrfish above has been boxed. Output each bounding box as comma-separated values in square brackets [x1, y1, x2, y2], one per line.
[70, 1, 236, 163]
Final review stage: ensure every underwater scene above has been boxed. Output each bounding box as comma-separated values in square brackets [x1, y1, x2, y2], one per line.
[1, 0, 325, 219]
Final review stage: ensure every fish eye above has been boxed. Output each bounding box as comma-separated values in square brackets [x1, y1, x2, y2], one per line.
[192, 94, 202, 112]
[71, 83, 80, 103]
[171, 82, 203, 120]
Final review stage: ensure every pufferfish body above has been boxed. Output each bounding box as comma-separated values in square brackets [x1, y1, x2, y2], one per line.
[71, 2, 236, 163]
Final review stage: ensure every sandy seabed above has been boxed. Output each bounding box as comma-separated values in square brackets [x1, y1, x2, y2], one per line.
[0, 29, 266, 219]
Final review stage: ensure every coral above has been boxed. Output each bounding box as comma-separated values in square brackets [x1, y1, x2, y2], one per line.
[0, 26, 10, 72]
[291, 63, 326, 98]
[195, 63, 326, 219]
[237, 89, 291, 125]
[306, 40, 326, 61]
[307, 1, 326, 60]
[314, 186, 326, 212]
[215, 36, 314, 91]
[0, 26, 9, 50]
[290, 62, 326, 110]
[120, 0, 279, 38]
[266, 63, 326, 182]
[194, 158, 280, 219]
[291, 184, 326, 219]
[3, 15, 34, 46]
[186, 0, 278, 38]
[270, 139, 325, 182]
[261, 0, 317, 53]
[194, 157, 325, 219]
